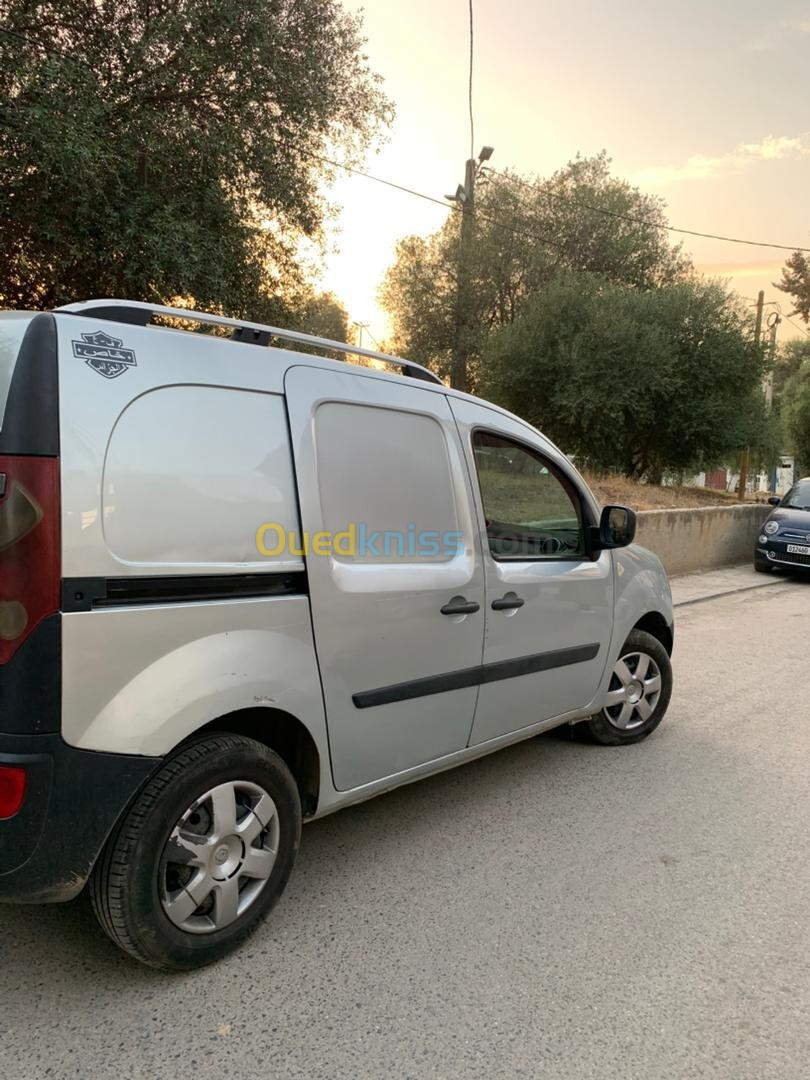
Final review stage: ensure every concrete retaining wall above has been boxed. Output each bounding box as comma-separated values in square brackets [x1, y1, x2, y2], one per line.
[634, 503, 770, 576]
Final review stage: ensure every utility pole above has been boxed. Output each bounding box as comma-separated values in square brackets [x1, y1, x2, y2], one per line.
[448, 145, 493, 392]
[451, 157, 475, 393]
[764, 310, 781, 411]
[753, 288, 765, 345]
[765, 310, 781, 493]
[352, 322, 369, 350]
[737, 289, 764, 500]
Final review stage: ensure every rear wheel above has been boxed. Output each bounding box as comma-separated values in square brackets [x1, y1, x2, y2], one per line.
[91, 733, 301, 970]
[583, 629, 672, 746]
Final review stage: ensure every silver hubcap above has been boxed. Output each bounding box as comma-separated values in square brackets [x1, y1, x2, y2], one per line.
[603, 651, 662, 731]
[160, 780, 279, 935]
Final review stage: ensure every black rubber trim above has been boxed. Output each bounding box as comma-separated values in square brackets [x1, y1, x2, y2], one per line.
[0, 313, 59, 456]
[62, 571, 308, 612]
[352, 642, 600, 709]
[0, 732, 159, 903]
[232, 326, 273, 346]
[0, 614, 61, 734]
[402, 364, 442, 384]
[60, 305, 151, 327]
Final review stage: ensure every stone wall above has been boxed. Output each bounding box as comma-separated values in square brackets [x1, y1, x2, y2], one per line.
[634, 504, 770, 576]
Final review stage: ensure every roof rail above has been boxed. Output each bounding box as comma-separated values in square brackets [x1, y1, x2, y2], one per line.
[56, 298, 443, 385]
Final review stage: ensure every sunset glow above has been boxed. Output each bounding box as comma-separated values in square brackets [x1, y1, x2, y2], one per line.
[318, 0, 810, 344]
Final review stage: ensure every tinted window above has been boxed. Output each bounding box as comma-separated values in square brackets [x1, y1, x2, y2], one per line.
[472, 431, 585, 559]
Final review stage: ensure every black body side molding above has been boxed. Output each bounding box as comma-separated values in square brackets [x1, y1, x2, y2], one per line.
[61, 571, 308, 612]
[352, 643, 600, 709]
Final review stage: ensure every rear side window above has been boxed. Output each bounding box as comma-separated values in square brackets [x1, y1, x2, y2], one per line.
[103, 385, 300, 567]
[472, 431, 585, 559]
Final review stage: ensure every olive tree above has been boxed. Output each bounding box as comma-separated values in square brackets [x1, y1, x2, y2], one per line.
[481, 273, 774, 481]
[0, 0, 391, 314]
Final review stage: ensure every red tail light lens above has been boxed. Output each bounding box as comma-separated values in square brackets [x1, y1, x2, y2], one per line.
[0, 456, 60, 665]
[0, 765, 27, 818]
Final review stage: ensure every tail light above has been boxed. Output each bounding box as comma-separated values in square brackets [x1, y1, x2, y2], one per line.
[0, 456, 60, 665]
[0, 765, 27, 819]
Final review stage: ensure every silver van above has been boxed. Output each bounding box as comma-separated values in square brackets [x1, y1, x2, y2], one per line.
[0, 300, 673, 969]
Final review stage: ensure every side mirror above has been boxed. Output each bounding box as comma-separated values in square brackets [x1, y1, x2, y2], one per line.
[597, 505, 637, 549]
[767, 496, 780, 506]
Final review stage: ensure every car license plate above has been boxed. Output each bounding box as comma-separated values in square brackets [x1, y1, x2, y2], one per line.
[787, 544, 810, 555]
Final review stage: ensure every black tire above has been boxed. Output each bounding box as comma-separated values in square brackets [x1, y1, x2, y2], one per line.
[754, 556, 773, 573]
[90, 733, 301, 971]
[582, 629, 672, 746]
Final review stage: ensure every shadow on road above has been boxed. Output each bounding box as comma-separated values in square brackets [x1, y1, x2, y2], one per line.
[0, 728, 590, 982]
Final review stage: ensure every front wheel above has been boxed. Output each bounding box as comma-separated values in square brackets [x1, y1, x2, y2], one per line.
[91, 733, 302, 970]
[583, 629, 672, 745]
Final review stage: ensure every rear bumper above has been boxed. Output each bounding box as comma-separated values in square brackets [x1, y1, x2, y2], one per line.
[0, 732, 158, 903]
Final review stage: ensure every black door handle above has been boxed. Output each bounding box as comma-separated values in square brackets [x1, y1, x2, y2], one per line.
[491, 592, 525, 611]
[440, 595, 480, 616]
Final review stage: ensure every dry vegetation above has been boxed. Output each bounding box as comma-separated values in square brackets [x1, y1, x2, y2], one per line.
[583, 473, 752, 511]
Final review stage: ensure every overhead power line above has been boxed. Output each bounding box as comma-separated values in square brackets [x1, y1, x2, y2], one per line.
[475, 206, 567, 256]
[303, 149, 568, 260]
[486, 168, 810, 254]
[5, 22, 809, 258]
[305, 151, 810, 263]
[784, 313, 810, 336]
[744, 298, 809, 336]
[467, 0, 475, 161]
[363, 326, 383, 350]
[293, 149, 455, 211]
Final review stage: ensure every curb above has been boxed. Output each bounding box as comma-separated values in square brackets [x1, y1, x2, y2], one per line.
[673, 578, 794, 609]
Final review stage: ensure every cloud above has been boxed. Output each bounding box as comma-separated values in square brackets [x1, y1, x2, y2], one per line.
[746, 16, 810, 51]
[780, 15, 810, 34]
[695, 260, 784, 279]
[636, 133, 810, 185]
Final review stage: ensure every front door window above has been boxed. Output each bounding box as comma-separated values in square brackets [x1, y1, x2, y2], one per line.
[472, 431, 585, 560]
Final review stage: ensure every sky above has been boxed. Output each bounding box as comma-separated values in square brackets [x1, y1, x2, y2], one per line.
[316, 0, 810, 347]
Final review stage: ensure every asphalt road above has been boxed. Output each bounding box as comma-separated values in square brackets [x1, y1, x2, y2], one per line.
[2, 571, 809, 1080]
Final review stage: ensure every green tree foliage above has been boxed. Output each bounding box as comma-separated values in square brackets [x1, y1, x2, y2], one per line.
[775, 251, 810, 325]
[279, 288, 351, 358]
[0, 0, 391, 313]
[379, 231, 458, 375]
[772, 337, 810, 400]
[780, 356, 810, 472]
[295, 291, 350, 344]
[480, 274, 774, 481]
[380, 152, 690, 384]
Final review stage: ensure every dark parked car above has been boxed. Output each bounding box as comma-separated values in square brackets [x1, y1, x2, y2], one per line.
[754, 477, 810, 573]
